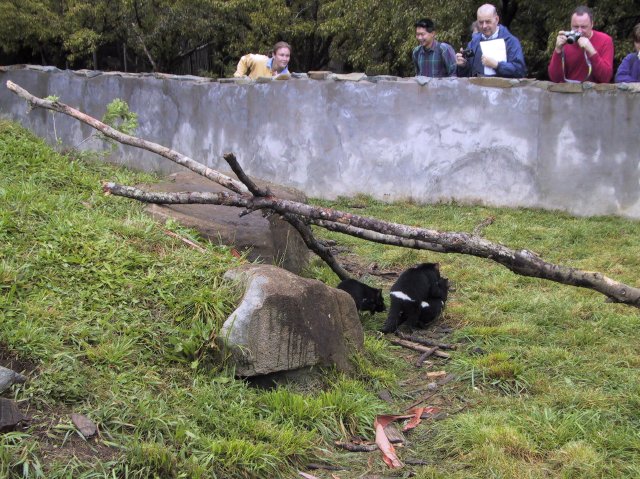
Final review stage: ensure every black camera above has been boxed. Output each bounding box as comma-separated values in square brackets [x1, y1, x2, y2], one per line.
[462, 48, 475, 59]
[562, 31, 582, 44]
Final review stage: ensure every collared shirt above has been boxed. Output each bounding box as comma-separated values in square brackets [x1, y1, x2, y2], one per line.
[412, 40, 457, 78]
[482, 25, 500, 41]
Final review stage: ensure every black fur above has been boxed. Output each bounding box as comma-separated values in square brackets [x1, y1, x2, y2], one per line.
[381, 263, 448, 333]
[418, 277, 449, 325]
[337, 279, 386, 314]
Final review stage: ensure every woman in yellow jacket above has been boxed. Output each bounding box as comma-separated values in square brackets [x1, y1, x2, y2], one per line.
[233, 41, 292, 79]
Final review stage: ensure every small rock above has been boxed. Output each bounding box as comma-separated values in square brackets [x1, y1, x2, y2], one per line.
[377, 389, 393, 403]
[0, 398, 25, 432]
[307, 71, 333, 80]
[71, 413, 98, 439]
[426, 382, 438, 391]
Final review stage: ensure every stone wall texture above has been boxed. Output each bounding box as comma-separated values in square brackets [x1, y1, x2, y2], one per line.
[1, 66, 639, 218]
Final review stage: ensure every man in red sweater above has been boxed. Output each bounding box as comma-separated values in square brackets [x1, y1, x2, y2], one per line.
[548, 5, 614, 83]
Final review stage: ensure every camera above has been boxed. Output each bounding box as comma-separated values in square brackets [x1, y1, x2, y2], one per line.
[462, 48, 475, 59]
[562, 31, 582, 44]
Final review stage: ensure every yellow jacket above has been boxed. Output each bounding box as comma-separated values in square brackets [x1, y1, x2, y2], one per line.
[233, 54, 290, 79]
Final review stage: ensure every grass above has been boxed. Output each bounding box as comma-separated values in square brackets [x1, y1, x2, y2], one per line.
[2, 120, 640, 478]
[0, 121, 397, 478]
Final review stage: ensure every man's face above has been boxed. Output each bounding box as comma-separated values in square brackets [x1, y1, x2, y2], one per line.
[416, 27, 435, 48]
[477, 10, 499, 37]
[273, 47, 290, 71]
[570, 13, 593, 38]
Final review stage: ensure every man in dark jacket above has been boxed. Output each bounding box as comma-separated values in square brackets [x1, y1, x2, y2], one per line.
[456, 4, 526, 78]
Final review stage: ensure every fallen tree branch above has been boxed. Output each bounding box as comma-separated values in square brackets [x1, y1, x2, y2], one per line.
[334, 442, 378, 452]
[8, 80, 640, 308]
[387, 338, 450, 358]
[414, 347, 438, 367]
[397, 332, 456, 350]
[101, 182, 640, 307]
[224, 152, 350, 280]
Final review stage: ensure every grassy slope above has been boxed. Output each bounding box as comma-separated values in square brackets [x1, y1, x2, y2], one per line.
[1, 121, 639, 478]
[0, 121, 392, 478]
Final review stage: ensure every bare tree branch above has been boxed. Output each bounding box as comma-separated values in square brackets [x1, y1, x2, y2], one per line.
[102, 183, 640, 308]
[223, 152, 350, 280]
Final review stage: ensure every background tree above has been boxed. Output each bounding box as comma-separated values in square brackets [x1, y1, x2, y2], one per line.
[1, 0, 640, 78]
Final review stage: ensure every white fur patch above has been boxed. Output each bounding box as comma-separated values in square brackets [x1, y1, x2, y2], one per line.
[390, 291, 414, 302]
[420, 301, 430, 308]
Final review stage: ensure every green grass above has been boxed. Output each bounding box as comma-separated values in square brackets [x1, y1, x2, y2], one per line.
[0, 121, 396, 478]
[2, 120, 640, 478]
[311, 196, 640, 478]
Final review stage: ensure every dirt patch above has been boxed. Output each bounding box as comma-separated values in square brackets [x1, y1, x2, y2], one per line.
[0, 341, 40, 376]
[1, 342, 119, 470]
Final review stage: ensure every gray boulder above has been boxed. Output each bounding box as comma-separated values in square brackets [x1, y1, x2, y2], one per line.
[220, 264, 364, 377]
[143, 171, 309, 274]
[0, 366, 27, 394]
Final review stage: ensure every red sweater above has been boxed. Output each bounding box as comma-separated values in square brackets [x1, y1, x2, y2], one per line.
[548, 30, 614, 83]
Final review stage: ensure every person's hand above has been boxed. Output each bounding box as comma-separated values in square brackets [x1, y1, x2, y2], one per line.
[555, 31, 567, 53]
[481, 55, 498, 70]
[577, 36, 596, 56]
[456, 49, 467, 66]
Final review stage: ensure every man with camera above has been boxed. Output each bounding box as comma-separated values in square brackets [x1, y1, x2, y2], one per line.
[455, 4, 526, 78]
[412, 18, 457, 77]
[548, 6, 613, 83]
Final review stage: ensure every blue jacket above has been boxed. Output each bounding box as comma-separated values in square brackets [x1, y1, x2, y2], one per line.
[615, 52, 640, 83]
[457, 25, 527, 78]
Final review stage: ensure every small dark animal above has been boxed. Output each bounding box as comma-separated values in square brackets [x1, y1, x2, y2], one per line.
[337, 278, 386, 314]
[380, 263, 448, 333]
[418, 276, 449, 325]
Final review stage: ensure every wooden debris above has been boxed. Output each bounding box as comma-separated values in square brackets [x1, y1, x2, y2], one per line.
[426, 371, 447, 380]
[383, 423, 405, 444]
[397, 331, 456, 350]
[387, 338, 450, 359]
[414, 347, 438, 367]
[335, 441, 378, 452]
[307, 463, 343, 471]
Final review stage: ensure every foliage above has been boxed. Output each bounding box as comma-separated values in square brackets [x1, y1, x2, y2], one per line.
[2, 0, 639, 78]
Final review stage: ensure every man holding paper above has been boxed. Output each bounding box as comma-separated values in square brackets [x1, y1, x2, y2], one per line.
[456, 4, 527, 78]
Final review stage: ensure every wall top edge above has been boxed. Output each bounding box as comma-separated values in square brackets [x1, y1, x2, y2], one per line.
[2, 64, 640, 93]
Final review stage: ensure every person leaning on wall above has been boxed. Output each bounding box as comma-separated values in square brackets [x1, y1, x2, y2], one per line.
[615, 23, 640, 83]
[233, 41, 292, 80]
[455, 3, 527, 78]
[548, 6, 613, 83]
[412, 18, 457, 77]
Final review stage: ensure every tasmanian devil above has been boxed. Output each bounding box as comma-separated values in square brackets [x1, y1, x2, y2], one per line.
[337, 278, 386, 314]
[380, 263, 448, 333]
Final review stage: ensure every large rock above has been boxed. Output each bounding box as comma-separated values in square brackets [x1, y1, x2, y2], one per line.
[220, 264, 364, 377]
[0, 366, 27, 394]
[144, 171, 309, 274]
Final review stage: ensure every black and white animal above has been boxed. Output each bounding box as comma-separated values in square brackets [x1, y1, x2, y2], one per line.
[337, 278, 386, 314]
[380, 263, 448, 333]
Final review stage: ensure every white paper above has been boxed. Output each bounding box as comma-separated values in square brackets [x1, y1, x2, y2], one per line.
[480, 39, 506, 76]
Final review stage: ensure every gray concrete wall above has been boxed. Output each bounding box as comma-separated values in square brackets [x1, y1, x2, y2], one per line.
[1, 66, 639, 218]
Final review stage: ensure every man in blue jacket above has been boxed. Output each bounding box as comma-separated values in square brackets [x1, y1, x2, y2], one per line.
[456, 4, 526, 78]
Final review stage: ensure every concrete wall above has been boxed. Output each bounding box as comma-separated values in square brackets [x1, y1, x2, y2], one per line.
[1, 66, 639, 218]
